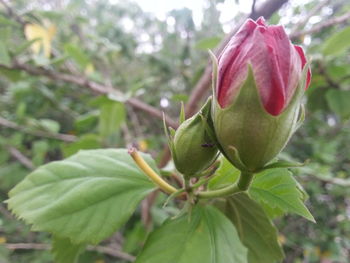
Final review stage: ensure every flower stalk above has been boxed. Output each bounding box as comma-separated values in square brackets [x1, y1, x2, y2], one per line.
[197, 171, 254, 199]
[129, 147, 178, 195]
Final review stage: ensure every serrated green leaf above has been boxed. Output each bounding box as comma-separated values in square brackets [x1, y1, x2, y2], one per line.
[135, 205, 248, 263]
[249, 168, 315, 222]
[216, 193, 284, 263]
[8, 149, 156, 244]
[323, 26, 350, 56]
[52, 236, 85, 263]
[208, 160, 314, 221]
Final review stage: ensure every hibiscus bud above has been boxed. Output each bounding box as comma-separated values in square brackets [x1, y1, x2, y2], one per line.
[167, 98, 218, 177]
[211, 17, 311, 171]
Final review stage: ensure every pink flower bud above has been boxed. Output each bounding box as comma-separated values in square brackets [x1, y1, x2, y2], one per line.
[217, 17, 311, 116]
[211, 18, 311, 171]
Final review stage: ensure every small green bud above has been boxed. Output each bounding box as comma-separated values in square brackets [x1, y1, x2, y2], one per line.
[168, 98, 218, 177]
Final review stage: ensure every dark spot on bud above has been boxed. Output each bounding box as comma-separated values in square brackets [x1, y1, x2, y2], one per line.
[201, 143, 215, 148]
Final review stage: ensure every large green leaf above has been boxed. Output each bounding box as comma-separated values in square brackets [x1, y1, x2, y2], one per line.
[216, 193, 284, 263]
[249, 169, 315, 222]
[323, 26, 350, 56]
[208, 158, 314, 221]
[7, 149, 156, 244]
[135, 205, 248, 263]
[52, 236, 85, 263]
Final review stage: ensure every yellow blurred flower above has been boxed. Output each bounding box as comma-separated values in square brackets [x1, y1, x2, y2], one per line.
[24, 23, 56, 58]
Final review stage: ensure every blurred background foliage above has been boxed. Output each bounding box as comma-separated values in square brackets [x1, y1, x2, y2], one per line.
[0, 0, 349, 262]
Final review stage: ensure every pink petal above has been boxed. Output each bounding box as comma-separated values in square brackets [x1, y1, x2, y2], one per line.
[294, 45, 312, 89]
[256, 17, 266, 26]
[217, 19, 258, 107]
[249, 29, 286, 116]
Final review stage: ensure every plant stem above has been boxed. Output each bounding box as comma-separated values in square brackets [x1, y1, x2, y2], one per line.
[197, 171, 254, 199]
[129, 148, 178, 194]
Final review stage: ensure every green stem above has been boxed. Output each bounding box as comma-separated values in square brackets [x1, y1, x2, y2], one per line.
[197, 171, 254, 199]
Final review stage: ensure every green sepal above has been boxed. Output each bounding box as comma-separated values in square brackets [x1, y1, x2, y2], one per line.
[179, 101, 186, 125]
[227, 146, 249, 172]
[259, 159, 309, 172]
[169, 127, 176, 138]
[293, 100, 305, 132]
[163, 113, 179, 166]
[208, 49, 219, 97]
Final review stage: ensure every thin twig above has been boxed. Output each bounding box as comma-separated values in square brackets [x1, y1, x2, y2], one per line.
[7, 146, 35, 170]
[88, 245, 135, 261]
[0, 0, 177, 128]
[291, 0, 330, 33]
[251, 0, 257, 18]
[0, 62, 178, 129]
[0, 116, 77, 142]
[4, 243, 135, 261]
[307, 174, 350, 187]
[290, 11, 350, 40]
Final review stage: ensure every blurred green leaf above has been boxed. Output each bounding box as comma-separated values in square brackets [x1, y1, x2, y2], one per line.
[74, 111, 99, 133]
[323, 26, 350, 56]
[64, 43, 90, 70]
[0, 163, 27, 193]
[36, 119, 60, 133]
[0, 42, 11, 66]
[123, 221, 147, 254]
[0, 68, 22, 81]
[326, 89, 350, 120]
[32, 140, 49, 166]
[0, 15, 19, 26]
[14, 38, 40, 55]
[52, 236, 85, 263]
[62, 134, 100, 157]
[195, 36, 221, 50]
[99, 101, 125, 138]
